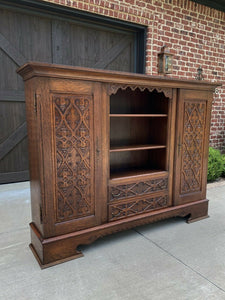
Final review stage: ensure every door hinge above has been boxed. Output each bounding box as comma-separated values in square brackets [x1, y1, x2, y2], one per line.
[178, 136, 182, 156]
[96, 137, 100, 157]
[34, 93, 40, 114]
[40, 205, 43, 224]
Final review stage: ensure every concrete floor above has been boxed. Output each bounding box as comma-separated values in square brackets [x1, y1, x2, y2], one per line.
[0, 182, 225, 300]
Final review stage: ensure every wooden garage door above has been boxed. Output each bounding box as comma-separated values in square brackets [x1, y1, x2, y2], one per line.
[0, 5, 144, 184]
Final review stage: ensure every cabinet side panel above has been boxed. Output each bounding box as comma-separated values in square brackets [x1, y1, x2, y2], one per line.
[24, 79, 44, 235]
[52, 93, 95, 223]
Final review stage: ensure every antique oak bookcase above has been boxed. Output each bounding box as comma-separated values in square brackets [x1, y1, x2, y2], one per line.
[18, 62, 219, 268]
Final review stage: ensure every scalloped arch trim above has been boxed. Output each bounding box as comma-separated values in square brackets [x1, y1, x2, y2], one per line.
[108, 84, 172, 99]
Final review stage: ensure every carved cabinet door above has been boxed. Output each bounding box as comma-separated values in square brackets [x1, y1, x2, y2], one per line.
[36, 80, 107, 237]
[173, 89, 212, 205]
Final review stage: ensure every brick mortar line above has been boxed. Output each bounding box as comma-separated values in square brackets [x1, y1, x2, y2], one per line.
[48, 7, 151, 24]
[42, 0, 225, 21]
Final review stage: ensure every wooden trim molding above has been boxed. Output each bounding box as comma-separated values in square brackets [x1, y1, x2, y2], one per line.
[17, 62, 221, 91]
[108, 84, 173, 99]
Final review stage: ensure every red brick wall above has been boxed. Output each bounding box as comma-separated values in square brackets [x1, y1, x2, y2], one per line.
[44, 0, 225, 152]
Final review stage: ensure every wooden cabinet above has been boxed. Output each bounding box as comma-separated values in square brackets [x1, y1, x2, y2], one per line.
[18, 62, 219, 268]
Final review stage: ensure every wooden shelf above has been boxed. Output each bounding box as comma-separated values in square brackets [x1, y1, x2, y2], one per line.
[110, 144, 166, 152]
[110, 114, 168, 117]
[110, 169, 167, 181]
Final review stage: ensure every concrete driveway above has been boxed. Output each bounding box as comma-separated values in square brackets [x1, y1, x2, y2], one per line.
[0, 181, 225, 300]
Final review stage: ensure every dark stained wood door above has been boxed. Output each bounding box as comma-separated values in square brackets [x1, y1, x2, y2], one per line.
[0, 6, 138, 184]
[173, 89, 212, 205]
[30, 79, 107, 236]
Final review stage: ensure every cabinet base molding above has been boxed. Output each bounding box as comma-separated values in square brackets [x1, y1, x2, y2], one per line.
[30, 199, 208, 268]
[29, 244, 84, 269]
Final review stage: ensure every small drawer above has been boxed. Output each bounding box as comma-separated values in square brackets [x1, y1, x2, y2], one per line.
[108, 192, 169, 221]
[109, 175, 168, 202]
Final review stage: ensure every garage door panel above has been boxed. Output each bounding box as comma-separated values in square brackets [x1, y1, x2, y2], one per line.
[107, 41, 134, 72]
[17, 13, 52, 62]
[52, 20, 72, 65]
[0, 5, 141, 183]
[52, 19, 135, 71]
[0, 49, 24, 90]
[0, 101, 26, 143]
[0, 137, 28, 173]
[0, 9, 52, 63]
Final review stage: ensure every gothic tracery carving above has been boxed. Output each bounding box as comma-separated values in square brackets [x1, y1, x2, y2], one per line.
[109, 195, 169, 221]
[181, 101, 206, 194]
[110, 177, 168, 201]
[53, 94, 94, 222]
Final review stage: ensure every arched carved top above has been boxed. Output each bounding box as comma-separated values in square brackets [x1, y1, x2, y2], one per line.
[108, 84, 173, 99]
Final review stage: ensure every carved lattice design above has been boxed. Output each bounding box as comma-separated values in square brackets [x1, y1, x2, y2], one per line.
[108, 84, 172, 99]
[110, 177, 168, 201]
[109, 195, 168, 221]
[53, 94, 93, 222]
[181, 101, 206, 194]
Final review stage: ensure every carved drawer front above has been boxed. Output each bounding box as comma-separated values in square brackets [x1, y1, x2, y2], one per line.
[108, 193, 169, 221]
[109, 176, 168, 202]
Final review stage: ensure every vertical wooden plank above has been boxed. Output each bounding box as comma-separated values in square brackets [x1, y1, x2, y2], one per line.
[70, 24, 86, 67]
[0, 9, 24, 91]
[14, 11, 52, 62]
[52, 20, 72, 65]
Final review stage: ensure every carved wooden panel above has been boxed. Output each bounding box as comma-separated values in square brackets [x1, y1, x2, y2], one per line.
[181, 101, 206, 194]
[53, 94, 94, 222]
[108, 194, 169, 221]
[109, 177, 168, 202]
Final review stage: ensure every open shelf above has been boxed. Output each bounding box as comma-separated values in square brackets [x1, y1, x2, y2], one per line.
[110, 87, 169, 114]
[110, 148, 167, 179]
[109, 87, 169, 181]
[110, 117, 168, 148]
[110, 169, 167, 180]
[110, 114, 168, 117]
[110, 144, 166, 152]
